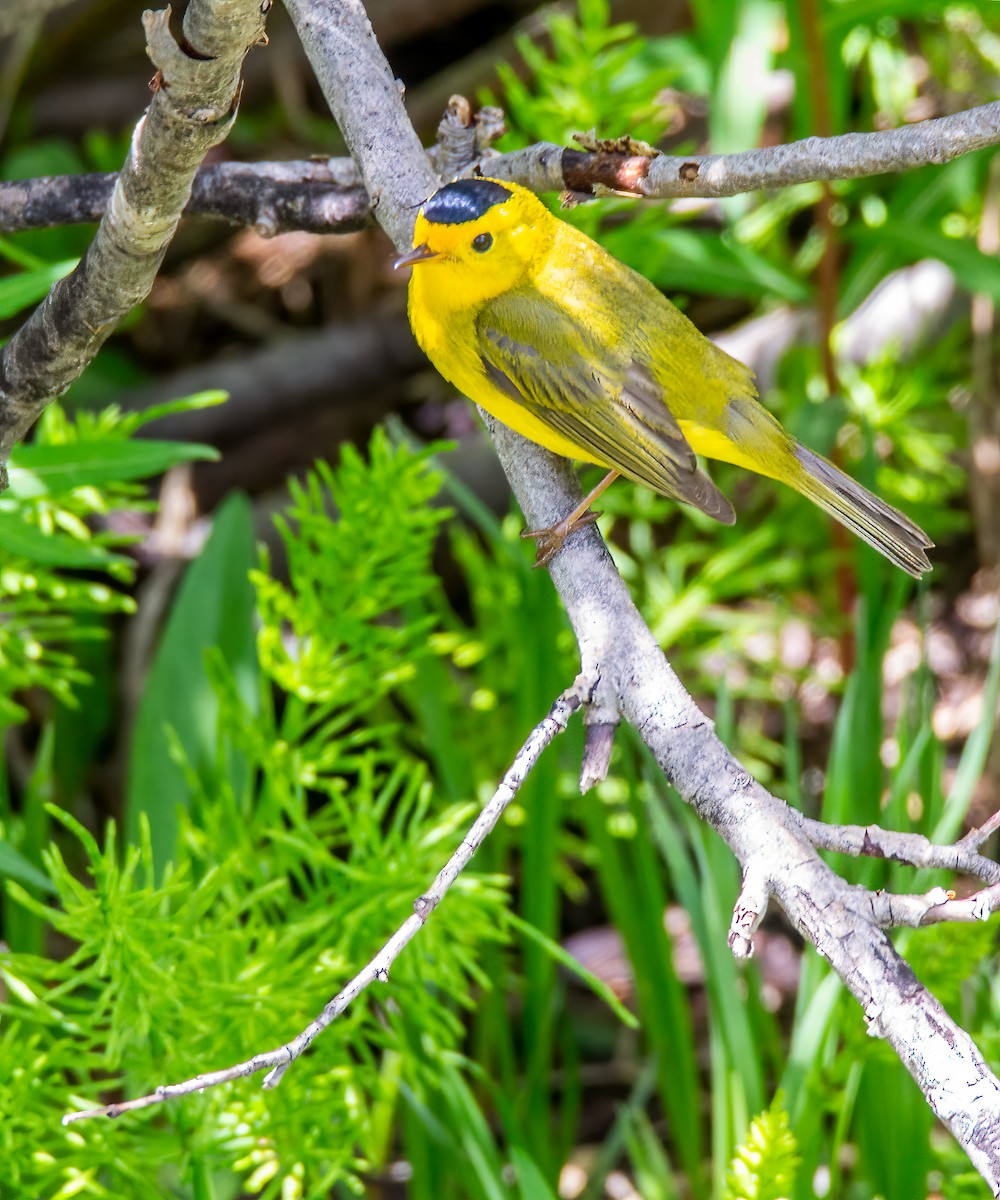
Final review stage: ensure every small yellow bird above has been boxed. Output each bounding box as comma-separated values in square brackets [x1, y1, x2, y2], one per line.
[395, 177, 932, 576]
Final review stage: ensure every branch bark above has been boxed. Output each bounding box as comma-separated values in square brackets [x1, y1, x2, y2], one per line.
[0, 0, 269, 487]
[484, 102, 1000, 197]
[5, 99, 999, 236]
[488, 418, 1000, 1190]
[0, 161, 369, 236]
[801, 817, 1000, 883]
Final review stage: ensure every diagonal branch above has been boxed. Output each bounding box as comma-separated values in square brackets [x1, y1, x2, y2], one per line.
[489, 420, 1000, 1190]
[62, 685, 583, 1124]
[0, 0, 269, 487]
[286, 0, 1000, 1188]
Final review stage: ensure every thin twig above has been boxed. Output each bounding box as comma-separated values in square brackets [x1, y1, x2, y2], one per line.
[799, 816, 1000, 885]
[866, 885, 1000, 928]
[62, 685, 583, 1124]
[960, 808, 1000, 850]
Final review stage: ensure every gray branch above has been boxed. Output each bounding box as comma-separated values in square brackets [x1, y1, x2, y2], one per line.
[284, 0, 1000, 1188]
[489, 420, 1000, 1189]
[800, 816, 1000, 928]
[284, 0, 433, 250]
[5, 99, 997, 239]
[484, 102, 1000, 198]
[801, 818, 1000, 885]
[0, 0, 270, 486]
[0, 161, 370, 235]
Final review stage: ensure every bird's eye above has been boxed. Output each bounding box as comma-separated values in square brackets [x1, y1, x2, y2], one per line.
[472, 232, 493, 253]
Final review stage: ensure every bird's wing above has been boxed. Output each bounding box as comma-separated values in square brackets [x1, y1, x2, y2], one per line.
[475, 289, 735, 523]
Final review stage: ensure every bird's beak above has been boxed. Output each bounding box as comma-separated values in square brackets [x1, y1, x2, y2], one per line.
[393, 244, 439, 270]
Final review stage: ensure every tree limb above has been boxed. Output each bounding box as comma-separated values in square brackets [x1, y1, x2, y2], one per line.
[488, 418, 1000, 1191]
[0, 161, 370, 235]
[0, 0, 270, 486]
[484, 101, 1000, 197]
[800, 817, 1000, 883]
[62, 684, 583, 1123]
[4, 99, 999, 236]
[286, 0, 1000, 1188]
[797, 813, 1000, 928]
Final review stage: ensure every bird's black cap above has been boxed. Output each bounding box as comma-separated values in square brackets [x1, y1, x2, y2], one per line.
[422, 178, 512, 225]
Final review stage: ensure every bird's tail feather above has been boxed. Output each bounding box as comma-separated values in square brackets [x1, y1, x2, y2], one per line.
[792, 444, 933, 578]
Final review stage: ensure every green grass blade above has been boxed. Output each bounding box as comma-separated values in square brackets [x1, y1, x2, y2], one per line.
[125, 493, 257, 875]
[931, 616, 1000, 846]
[504, 909, 639, 1029]
[6, 439, 218, 499]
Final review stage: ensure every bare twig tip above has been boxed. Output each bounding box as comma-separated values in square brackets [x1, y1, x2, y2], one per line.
[580, 722, 615, 793]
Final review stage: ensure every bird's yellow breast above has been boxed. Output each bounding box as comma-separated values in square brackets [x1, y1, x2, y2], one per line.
[407, 259, 607, 464]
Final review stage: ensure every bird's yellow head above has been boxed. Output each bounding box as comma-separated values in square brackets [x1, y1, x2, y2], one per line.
[395, 178, 554, 309]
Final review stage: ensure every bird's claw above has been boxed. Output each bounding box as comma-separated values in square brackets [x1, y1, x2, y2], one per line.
[521, 510, 603, 568]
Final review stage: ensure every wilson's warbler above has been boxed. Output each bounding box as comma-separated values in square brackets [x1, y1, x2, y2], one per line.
[395, 177, 932, 576]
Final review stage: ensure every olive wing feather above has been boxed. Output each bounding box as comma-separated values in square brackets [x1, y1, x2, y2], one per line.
[475, 289, 734, 524]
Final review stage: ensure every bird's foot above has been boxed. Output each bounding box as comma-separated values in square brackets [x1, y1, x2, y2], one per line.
[521, 509, 603, 568]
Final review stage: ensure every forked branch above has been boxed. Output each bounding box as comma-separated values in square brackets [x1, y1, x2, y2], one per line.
[287, 0, 1000, 1187]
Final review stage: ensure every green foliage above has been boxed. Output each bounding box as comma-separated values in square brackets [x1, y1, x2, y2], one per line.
[0, 240, 77, 318]
[255, 429, 449, 712]
[724, 1102, 798, 1200]
[4, 427, 997, 1199]
[491, 0, 707, 151]
[0, 401, 218, 729]
[1, 436, 510, 1199]
[1, 788, 507, 1198]
[126, 492, 257, 875]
